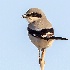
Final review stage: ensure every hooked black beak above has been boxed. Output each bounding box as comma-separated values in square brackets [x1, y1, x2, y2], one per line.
[22, 14, 27, 18]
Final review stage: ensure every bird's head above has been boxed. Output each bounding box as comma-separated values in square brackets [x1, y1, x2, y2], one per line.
[22, 8, 46, 23]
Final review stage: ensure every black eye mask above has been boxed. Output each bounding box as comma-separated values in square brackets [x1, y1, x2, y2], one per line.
[26, 12, 42, 18]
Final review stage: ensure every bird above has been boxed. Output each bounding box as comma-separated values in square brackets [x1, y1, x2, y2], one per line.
[22, 8, 68, 66]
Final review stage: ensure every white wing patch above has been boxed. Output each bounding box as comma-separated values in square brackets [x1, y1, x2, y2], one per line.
[41, 32, 54, 38]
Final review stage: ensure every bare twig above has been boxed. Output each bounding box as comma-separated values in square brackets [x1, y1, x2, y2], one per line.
[39, 49, 46, 70]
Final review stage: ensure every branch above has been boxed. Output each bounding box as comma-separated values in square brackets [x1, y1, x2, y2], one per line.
[39, 49, 46, 70]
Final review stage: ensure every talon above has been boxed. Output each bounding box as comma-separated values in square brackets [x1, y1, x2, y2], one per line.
[41, 48, 45, 52]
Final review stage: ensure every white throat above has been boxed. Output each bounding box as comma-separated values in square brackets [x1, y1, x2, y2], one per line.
[26, 17, 40, 23]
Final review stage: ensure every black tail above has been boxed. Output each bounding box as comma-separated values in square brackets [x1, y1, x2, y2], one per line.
[44, 36, 68, 40]
[47, 36, 68, 40]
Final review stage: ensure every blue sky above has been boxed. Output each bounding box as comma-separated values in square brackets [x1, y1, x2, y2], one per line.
[0, 0, 70, 70]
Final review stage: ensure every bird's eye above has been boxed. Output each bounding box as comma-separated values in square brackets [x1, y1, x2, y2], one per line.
[31, 12, 42, 18]
[26, 14, 31, 17]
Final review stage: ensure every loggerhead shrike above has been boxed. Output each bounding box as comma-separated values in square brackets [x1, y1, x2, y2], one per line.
[22, 8, 68, 59]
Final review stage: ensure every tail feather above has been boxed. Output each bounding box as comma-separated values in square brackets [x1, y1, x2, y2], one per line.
[43, 36, 68, 40]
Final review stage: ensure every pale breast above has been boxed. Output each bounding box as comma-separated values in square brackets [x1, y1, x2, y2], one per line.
[28, 34, 54, 49]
